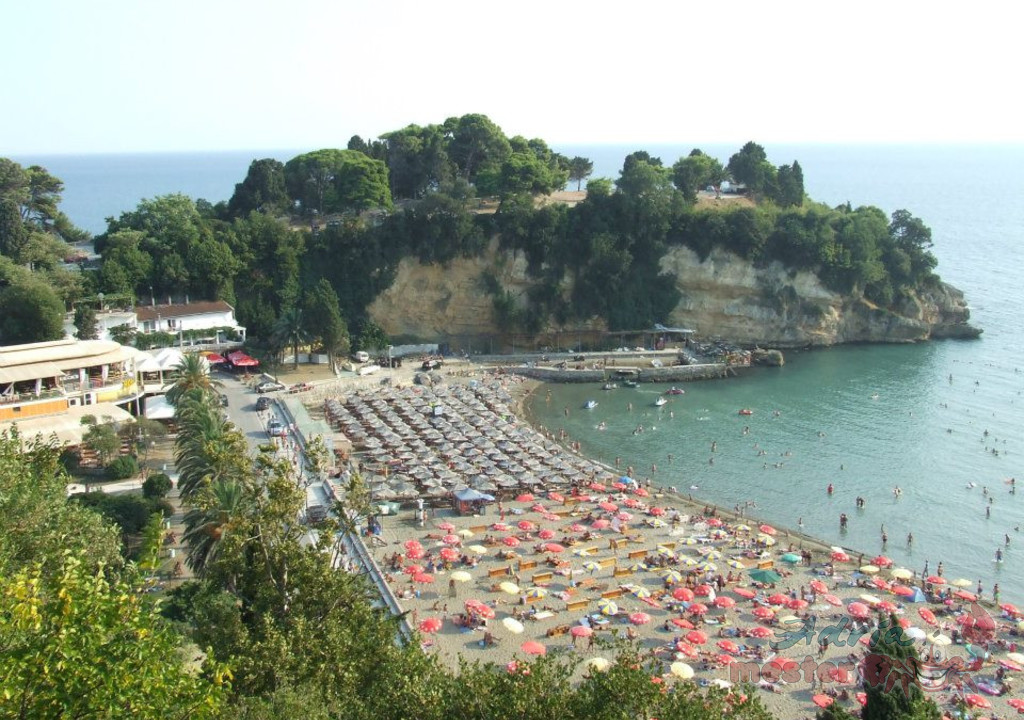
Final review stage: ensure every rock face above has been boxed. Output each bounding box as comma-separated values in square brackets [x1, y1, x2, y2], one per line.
[367, 243, 980, 347]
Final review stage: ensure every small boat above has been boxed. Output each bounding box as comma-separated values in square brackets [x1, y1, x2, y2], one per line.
[602, 383, 617, 390]
[583, 400, 598, 410]
[738, 408, 753, 416]
[654, 397, 668, 407]
[623, 380, 639, 388]
[664, 387, 685, 395]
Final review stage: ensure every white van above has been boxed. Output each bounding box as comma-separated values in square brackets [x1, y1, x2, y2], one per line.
[353, 351, 370, 363]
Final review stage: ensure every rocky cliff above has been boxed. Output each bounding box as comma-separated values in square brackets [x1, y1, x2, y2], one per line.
[367, 242, 980, 347]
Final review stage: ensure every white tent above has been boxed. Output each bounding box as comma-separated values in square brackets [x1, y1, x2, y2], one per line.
[144, 394, 175, 420]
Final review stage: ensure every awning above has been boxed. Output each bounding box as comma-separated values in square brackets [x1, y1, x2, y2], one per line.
[205, 353, 227, 364]
[0, 402, 135, 446]
[227, 351, 259, 367]
[0, 361, 67, 384]
[144, 394, 175, 420]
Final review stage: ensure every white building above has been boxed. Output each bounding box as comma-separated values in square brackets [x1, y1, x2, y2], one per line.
[134, 300, 246, 342]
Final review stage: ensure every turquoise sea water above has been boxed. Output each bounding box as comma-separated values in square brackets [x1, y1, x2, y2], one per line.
[15, 143, 1024, 599]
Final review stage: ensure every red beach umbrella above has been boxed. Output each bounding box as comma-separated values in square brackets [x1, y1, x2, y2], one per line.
[406, 547, 425, 560]
[516, 493, 534, 502]
[439, 547, 460, 562]
[1000, 602, 1020, 616]
[926, 575, 946, 585]
[822, 594, 842, 607]
[685, 630, 708, 645]
[753, 606, 775, 620]
[599, 501, 618, 513]
[419, 617, 443, 633]
[954, 590, 977, 602]
[591, 519, 611, 530]
[918, 608, 937, 625]
[689, 603, 708, 615]
[629, 612, 652, 625]
[649, 506, 666, 516]
[413, 572, 435, 584]
[538, 529, 555, 540]
[717, 639, 740, 654]
[965, 694, 991, 709]
[748, 626, 772, 639]
[672, 587, 694, 602]
[548, 491, 565, 503]
[714, 596, 736, 609]
[571, 625, 593, 637]
[809, 580, 828, 594]
[812, 694, 834, 708]
[438, 522, 455, 532]
[872, 555, 893, 567]
[675, 641, 698, 658]
[787, 598, 808, 610]
[442, 534, 461, 545]
[634, 487, 649, 497]
[671, 617, 695, 630]
[517, 520, 536, 532]
[521, 640, 546, 655]
[848, 602, 871, 618]
[491, 522, 511, 531]
[877, 601, 898, 613]
[403, 564, 425, 575]
[759, 524, 776, 535]
[716, 654, 736, 665]
[733, 587, 756, 599]
[404, 539, 423, 552]
[695, 584, 714, 597]
[502, 536, 520, 547]
[891, 585, 914, 597]
[767, 593, 789, 605]
[831, 551, 850, 563]
[707, 518, 724, 527]
[543, 543, 565, 553]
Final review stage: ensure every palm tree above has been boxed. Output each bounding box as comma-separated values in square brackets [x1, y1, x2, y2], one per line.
[166, 353, 221, 407]
[174, 399, 247, 501]
[272, 306, 309, 369]
[182, 477, 247, 576]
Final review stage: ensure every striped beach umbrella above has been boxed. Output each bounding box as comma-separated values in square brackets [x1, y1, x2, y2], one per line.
[598, 598, 618, 615]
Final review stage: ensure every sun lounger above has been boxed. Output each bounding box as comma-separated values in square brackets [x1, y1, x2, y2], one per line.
[565, 599, 590, 612]
[531, 571, 553, 584]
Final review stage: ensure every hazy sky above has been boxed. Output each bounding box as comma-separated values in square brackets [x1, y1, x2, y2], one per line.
[4, 0, 1020, 154]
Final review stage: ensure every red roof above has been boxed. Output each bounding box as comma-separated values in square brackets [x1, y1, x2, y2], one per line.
[135, 300, 234, 322]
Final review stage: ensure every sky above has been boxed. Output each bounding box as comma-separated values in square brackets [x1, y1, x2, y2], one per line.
[3, 0, 1022, 155]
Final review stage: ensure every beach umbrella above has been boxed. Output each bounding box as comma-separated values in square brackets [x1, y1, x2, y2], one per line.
[515, 493, 534, 502]
[413, 572, 435, 584]
[616, 511, 633, 522]
[871, 577, 891, 591]
[678, 536, 698, 546]
[726, 559, 745, 570]
[1000, 603, 1021, 616]
[812, 695, 834, 708]
[521, 640, 546, 656]
[697, 547, 722, 559]
[877, 601, 898, 613]
[418, 617, 443, 633]
[657, 546, 677, 558]
[525, 587, 548, 600]
[467, 544, 488, 555]
[599, 501, 618, 513]
[781, 553, 801, 564]
[672, 587, 694, 602]
[950, 578, 972, 588]
[530, 504, 546, 513]
[634, 487, 649, 497]
[502, 617, 525, 634]
[403, 564, 425, 575]
[733, 587, 756, 599]
[748, 569, 782, 584]
[583, 560, 603, 572]
[548, 491, 565, 503]
[502, 536, 521, 548]
[458, 528, 475, 537]
[685, 630, 708, 645]
[439, 547, 460, 562]
[859, 565, 880, 575]
[589, 482, 607, 492]
[450, 570, 472, 582]
[586, 657, 611, 672]
[859, 594, 881, 605]
[964, 694, 991, 709]
[892, 585, 914, 597]
[696, 561, 717, 573]
[757, 534, 776, 546]
[918, 608, 938, 625]
[569, 522, 587, 533]
[717, 639, 740, 654]
[769, 656, 798, 671]
[629, 612, 652, 625]
[753, 606, 775, 620]
[848, 602, 871, 618]
[787, 598, 808, 610]
[438, 522, 455, 532]
[647, 518, 668, 528]
[405, 547, 425, 560]
[758, 524, 776, 535]
[1009, 698, 1024, 711]
[442, 534, 461, 546]
[670, 661, 694, 679]
[571, 625, 593, 638]
[716, 654, 736, 665]
[1007, 652, 1024, 665]
[925, 575, 946, 585]
[689, 603, 708, 615]
[905, 626, 927, 640]
[404, 539, 423, 552]
[499, 581, 520, 595]
[954, 590, 977, 602]
[714, 596, 736, 609]
[543, 543, 565, 553]
[675, 642, 698, 659]
[538, 528, 555, 540]
[831, 551, 850, 563]
[649, 506, 666, 516]
[671, 618, 695, 630]
[767, 593, 789, 605]
[679, 557, 698, 568]
[890, 568, 913, 580]
[809, 580, 828, 594]
[592, 519, 611, 530]
[748, 626, 773, 638]
[491, 522, 512, 532]
[631, 586, 652, 599]
[695, 584, 715, 597]
[873, 555, 893, 568]
[517, 520, 536, 532]
[598, 598, 618, 615]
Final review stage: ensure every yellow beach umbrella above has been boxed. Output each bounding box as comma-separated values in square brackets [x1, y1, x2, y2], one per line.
[502, 617, 525, 634]
[587, 657, 611, 672]
[499, 581, 520, 595]
[890, 568, 913, 580]
[467, 545, 488, 555]
[450, 570, 472, 583]
[859, 565, 880, 575]
[458, 528, 475, 537]
[670, 661, 695, 679]
[951, 578, 972, 588]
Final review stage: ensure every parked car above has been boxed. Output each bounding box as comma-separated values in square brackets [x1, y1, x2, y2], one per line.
[255, 380, 286, 394]
[421, 359, 443, 371]
[267, 420, 287, 437]
[255, 396, 271, 411]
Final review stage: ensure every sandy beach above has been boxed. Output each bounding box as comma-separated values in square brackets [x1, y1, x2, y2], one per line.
[318, 370, 1024, 719]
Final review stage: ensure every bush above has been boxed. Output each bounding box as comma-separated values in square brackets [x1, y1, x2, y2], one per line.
[142, 472, 173, 499]
[146, 498, 174, 518]
[106, 455, 139, 481]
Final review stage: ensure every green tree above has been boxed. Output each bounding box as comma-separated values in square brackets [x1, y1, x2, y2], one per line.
[182, 477, 248, 576]
[861, 612, 942, 720]
[73, 302, 99, 340]
[0, 197, 27, 261]
[174, 397, 248, 502]
[774, 160, 805, 207]
[283, 150, 392, 215]
[227, 159, 291, 218]
[303, 278, 348, 371]
[672, 149, 728, 200]
[82, 418, 120, 465]
[568, 156, 594, 191]
[727, 141, 777, 198]
[143, 472, 173, 499]
[166, 353, 222, 407]
[354, 318, 388, 354]
[0, 557, 228, 718]
[443, 113, 512, 186]
[0, 278, 66, 344]
[380, 123, 454, 199]
[272, 305, 309, 369]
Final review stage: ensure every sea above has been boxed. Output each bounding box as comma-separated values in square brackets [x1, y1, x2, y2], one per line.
[12, 143, 1024, 601]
